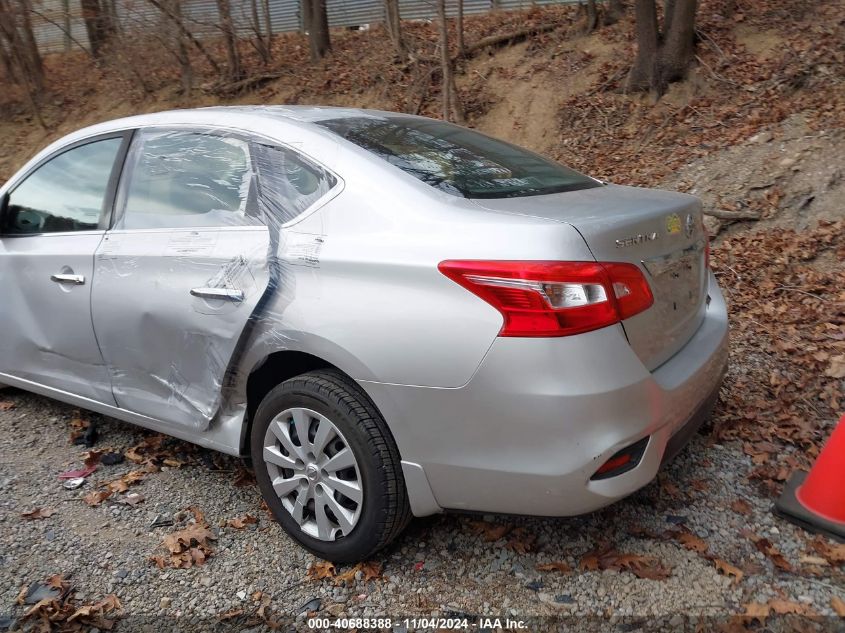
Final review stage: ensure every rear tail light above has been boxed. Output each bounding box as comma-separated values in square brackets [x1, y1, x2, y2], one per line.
[703, 224, 711, 269]
[438, 260, 654, 337]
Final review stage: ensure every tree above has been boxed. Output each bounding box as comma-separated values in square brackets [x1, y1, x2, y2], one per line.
[627, 0, 697, 93]
[306, 0, 330, 62]
[0, 0, 46, 126]
[455, 0, 464, 57]
[0, 0, 43, 91]
[79, 0, 116, 58]
[249, 0, 273, 64]
[216, 0, 243, 82]
[384, 0, 406, 61]
[436, 0, 464, 123]
[170, 0, 192, 93]
[604, 0, 626, 25]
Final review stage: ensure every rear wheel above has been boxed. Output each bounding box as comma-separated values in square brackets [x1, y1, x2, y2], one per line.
[251, 370, 411, 562]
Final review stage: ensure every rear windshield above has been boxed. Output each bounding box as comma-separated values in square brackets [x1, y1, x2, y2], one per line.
[315, 116, 600, 199]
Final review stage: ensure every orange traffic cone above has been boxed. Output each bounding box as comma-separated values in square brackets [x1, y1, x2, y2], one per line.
[774, 414, 845, 542]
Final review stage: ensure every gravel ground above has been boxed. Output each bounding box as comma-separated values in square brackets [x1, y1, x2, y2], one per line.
[0, 384, 842, 633]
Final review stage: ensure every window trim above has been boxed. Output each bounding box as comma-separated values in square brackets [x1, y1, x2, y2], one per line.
[0, 130, 133, 238]
[111, 126, 344, 232]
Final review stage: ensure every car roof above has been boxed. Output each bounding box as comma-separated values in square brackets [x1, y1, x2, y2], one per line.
[71, 105, 412, 139]
[5, 106, 414, 188]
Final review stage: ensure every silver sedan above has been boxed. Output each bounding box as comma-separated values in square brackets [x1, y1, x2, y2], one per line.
[0, 107, 728, 562]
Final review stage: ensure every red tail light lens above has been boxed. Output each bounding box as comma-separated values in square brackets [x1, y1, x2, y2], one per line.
[438, 260, 654, 337]
[703, 224, 711, 270]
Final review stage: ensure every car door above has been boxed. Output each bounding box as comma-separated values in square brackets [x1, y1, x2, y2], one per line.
[0, 133, 129, 404]
[91, 128, 272, 431]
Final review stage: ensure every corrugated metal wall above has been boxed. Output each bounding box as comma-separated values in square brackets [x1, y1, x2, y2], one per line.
[31, 0, 579, 54]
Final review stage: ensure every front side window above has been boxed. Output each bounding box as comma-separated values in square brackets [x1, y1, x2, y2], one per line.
[253, 143, 337, 224]
[316, 116, 600, 199]
[118, 130, 258, 230]
[2, 138, 122, 235]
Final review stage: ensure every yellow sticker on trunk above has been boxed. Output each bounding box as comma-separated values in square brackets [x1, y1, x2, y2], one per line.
[666, 213, 682, 235]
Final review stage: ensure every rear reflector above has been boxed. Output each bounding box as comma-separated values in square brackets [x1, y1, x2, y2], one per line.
[438, 260, 654, 337]
[591, 436, 650, 481]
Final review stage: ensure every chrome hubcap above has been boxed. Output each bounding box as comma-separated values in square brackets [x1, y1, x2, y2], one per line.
[262, 408, 363, 541]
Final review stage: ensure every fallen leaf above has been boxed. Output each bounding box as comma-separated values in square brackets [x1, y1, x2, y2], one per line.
[469, 520, 513, 542]
[83, 489, 113, 506]
[83, 450, 102, 468]
[21, 508, 56, 520]
[742, 602, 770, 622]
[359, 561, 382, 581]
[579, 543, 671, 580]
[307, 561, 336, 580]
[151, 508, 216, 569]
[535, 561, 571, 573]
[831, 596, 845, 617]
[811, 537, 845, 565]
[505, 527, 536, 554]
[768, 599, 815, 616]
[218, 608, 244, 621]
[730, 499, 751, 515]
[0, 401, 15, 411]
[714, 558, 744, 585]
[746, 533, 793, 572]
[226, 514, 258, 530]
[674, 531, 709, 554]
[234, 464, 256, 487]
[825, 354, 845, 378]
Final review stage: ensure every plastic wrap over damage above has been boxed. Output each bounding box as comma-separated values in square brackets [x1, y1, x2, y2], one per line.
[89, 127, 338, 432]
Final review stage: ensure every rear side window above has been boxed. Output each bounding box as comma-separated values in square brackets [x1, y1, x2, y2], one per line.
[117, 130, 259, 230]
[253, 143, 337, 224]
[315, 116, 599, 199]
[2, 138, 121, 235]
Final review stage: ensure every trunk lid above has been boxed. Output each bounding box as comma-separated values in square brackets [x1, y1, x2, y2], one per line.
[472, 184, 708, 370]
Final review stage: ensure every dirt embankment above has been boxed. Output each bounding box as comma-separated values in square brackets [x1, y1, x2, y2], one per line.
[1, 0, 843, 237]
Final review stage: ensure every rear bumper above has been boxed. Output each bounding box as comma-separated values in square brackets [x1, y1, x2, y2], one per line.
[361, 271, 729, 517]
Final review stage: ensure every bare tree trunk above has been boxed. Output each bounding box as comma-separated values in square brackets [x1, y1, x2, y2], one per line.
[384, 0, 406, 61]
[17, 0, 43, 91]
[627, 0, 696, 94]
[0, 36, 18, 83]
[436, 0, 464, 123]
[663, 0, 675, 34]
[250, 0, 269, 63]
[658, 0, 696, 81]
[216, 0, 242, 81]
[145, 0, 221, 74]
[62, 0, 71, 52]
[80, 0, 108, 57]
[308, 0, 330, 61]
[456, 0, 464, 57]
[171, 0, 192, 93]
[300, 0, 310, 33]
[605, 0, 626, 23]
[261, 0, 272, 62]
[0, 0, 46, 126]
[584, 0, 599, 33]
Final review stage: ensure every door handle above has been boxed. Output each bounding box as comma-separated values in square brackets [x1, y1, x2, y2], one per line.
[51, 274, 85, 285]
[190, 287, 245, 302]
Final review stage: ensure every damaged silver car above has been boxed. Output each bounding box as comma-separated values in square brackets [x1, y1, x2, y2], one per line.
[0, 107, 728, 562]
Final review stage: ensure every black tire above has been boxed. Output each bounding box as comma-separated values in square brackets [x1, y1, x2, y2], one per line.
[250, 369, 411, 562]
